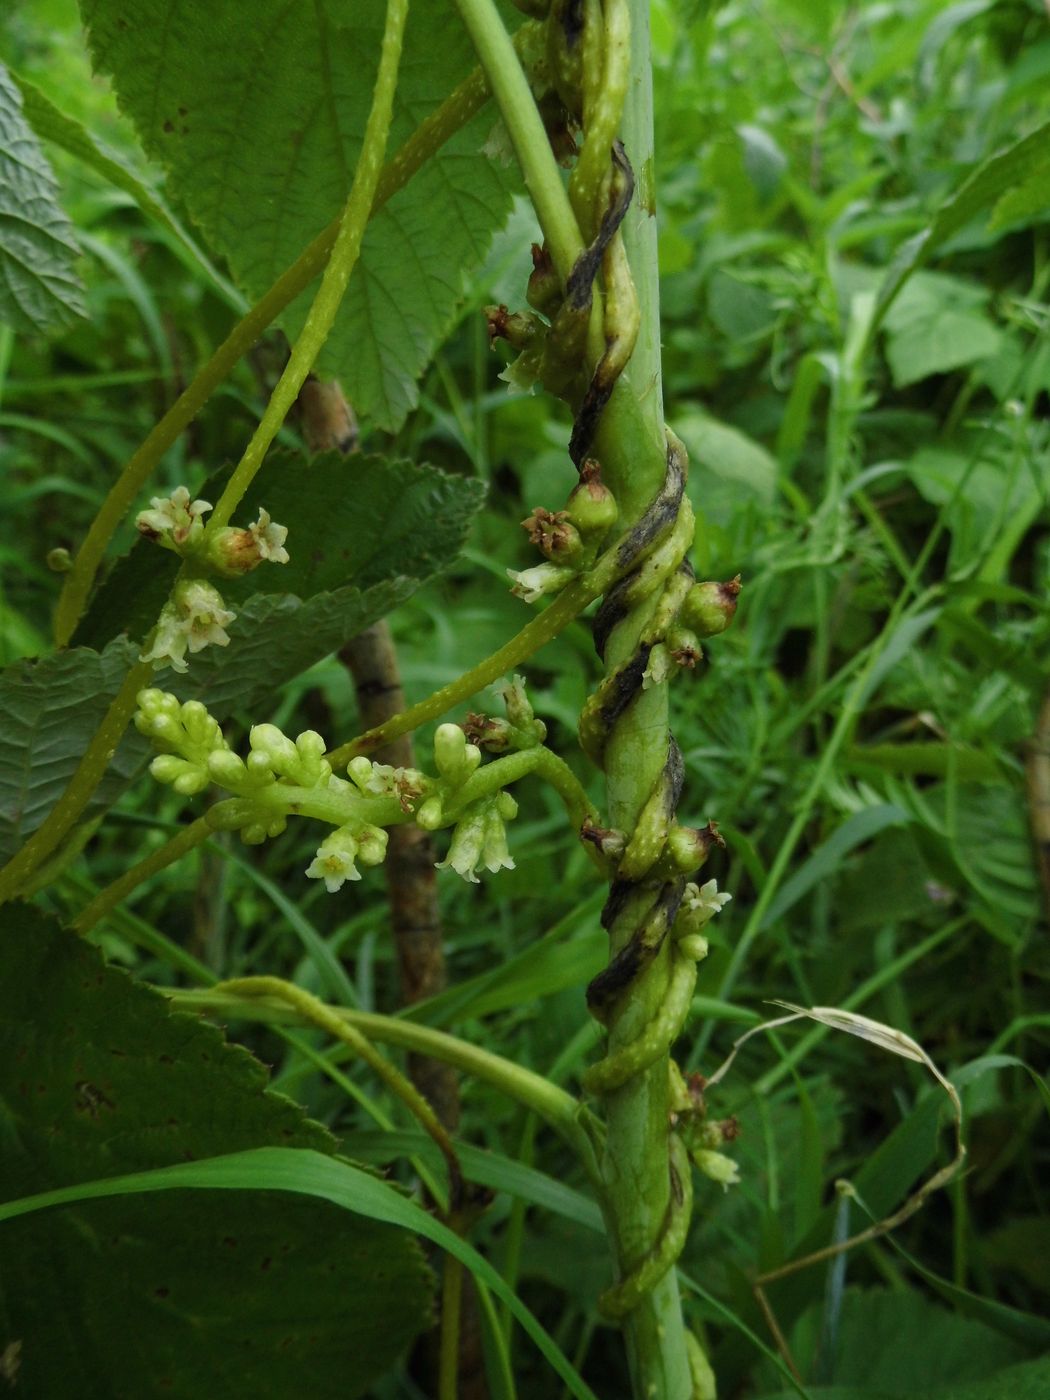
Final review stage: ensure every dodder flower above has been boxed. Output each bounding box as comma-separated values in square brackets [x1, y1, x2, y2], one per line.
[136, 486, 212, 550]
[140, 580, 235, 673]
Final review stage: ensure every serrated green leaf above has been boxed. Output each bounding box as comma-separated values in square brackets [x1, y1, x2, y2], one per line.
[0, 906, 433, 1399]
[823, 1288, 1027, 1392]
[79, 1, 518, 430]
[0, 639, 147, 866]
[0, 61, 86, 334]
[754, 1358, 1050, 1400]
[12, 68, 240, 305]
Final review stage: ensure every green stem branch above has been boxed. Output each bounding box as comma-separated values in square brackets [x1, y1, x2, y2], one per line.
[207, 0, 408, 532]
[214, 975, 463, 1205]
[72, 811, 216, 935]
[329, 577, 599, 767]
[167, 985, 602, 1186]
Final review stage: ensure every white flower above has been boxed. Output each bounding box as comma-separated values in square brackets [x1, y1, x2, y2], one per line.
[178, 580, 236, 654]
[437, 797, 516, 883]
[140, 602, 190, 673]
[139, 581, 235, 674]
[437, 810, 486, 884]
[481, 801, 515, 875]
[693, 1149, 740, 1191]
[136, 485, 212, 548]
[249, 507, 290, 564]
[507, 563, 575, 603]
[306, 829, 361, 893]
[683, 878, 731, 927]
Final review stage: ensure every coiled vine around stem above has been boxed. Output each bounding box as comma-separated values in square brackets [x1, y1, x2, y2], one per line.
[483, 0, 743, 1367]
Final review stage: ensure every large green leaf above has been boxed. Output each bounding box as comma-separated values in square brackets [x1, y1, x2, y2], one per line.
[13, 69, 240, 305]
[0, 61, 86, 334]
[0, 639, 146, 867]
[882, 271, 1001, 388]
[817, 1288, 1026, 1392]
[0, 906, 433, 1399]
[79, 1, 518, 429]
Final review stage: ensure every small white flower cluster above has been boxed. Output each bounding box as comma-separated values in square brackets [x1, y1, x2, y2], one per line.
[305, 823, 388, 893]
[140, 580, 235, 674]
[136, 485, 212, 547]
[409, 724, 519, 885]
[436, 791, 518, 884]
[135, 487, 290, 674]
[675, 878, 732, 963]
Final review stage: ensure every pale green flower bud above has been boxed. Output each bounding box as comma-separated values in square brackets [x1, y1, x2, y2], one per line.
[354, 824, 389, 868]
[497, 790, 518, 821]
[207, 750, 249, 787]
[347, 756, 375, 792]
[179, 700, 224, 754]
[294, 731, 329, 787]
[507, 562, 575, 603]
[676, 933, 709, 962]
[245, 749, 277, 785]
[692, 1149, 740, 1191]
[149, 754, 209, 795]
[416, 796, 444, 830]
[241, 823, 269, 846]
[497, 675, 547, 746]
[680, 577, 741, 639]
[565, 460, 617, 538]
[249, 723, 299, 775]
[433, 724, 480, 785]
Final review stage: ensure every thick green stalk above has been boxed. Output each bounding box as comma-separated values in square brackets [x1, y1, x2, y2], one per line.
[592, 5, 692, 1394]
[451, 1, 690, 1392]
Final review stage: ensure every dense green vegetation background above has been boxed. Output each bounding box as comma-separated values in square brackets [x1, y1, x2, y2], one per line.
[2, 0, 1049, 1395]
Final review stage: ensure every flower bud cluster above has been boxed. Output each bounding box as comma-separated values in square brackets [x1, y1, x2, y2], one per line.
[140, 580, 236, 675]
[305, 823, 388, 892]
[463, 675, 547, 754]
[508, 460, 618, 605]
[674, 877, 732, 963]
[669, 1064, 741, 1192]
[135, 488, 290, 672]
[136, 687, 543, 891]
